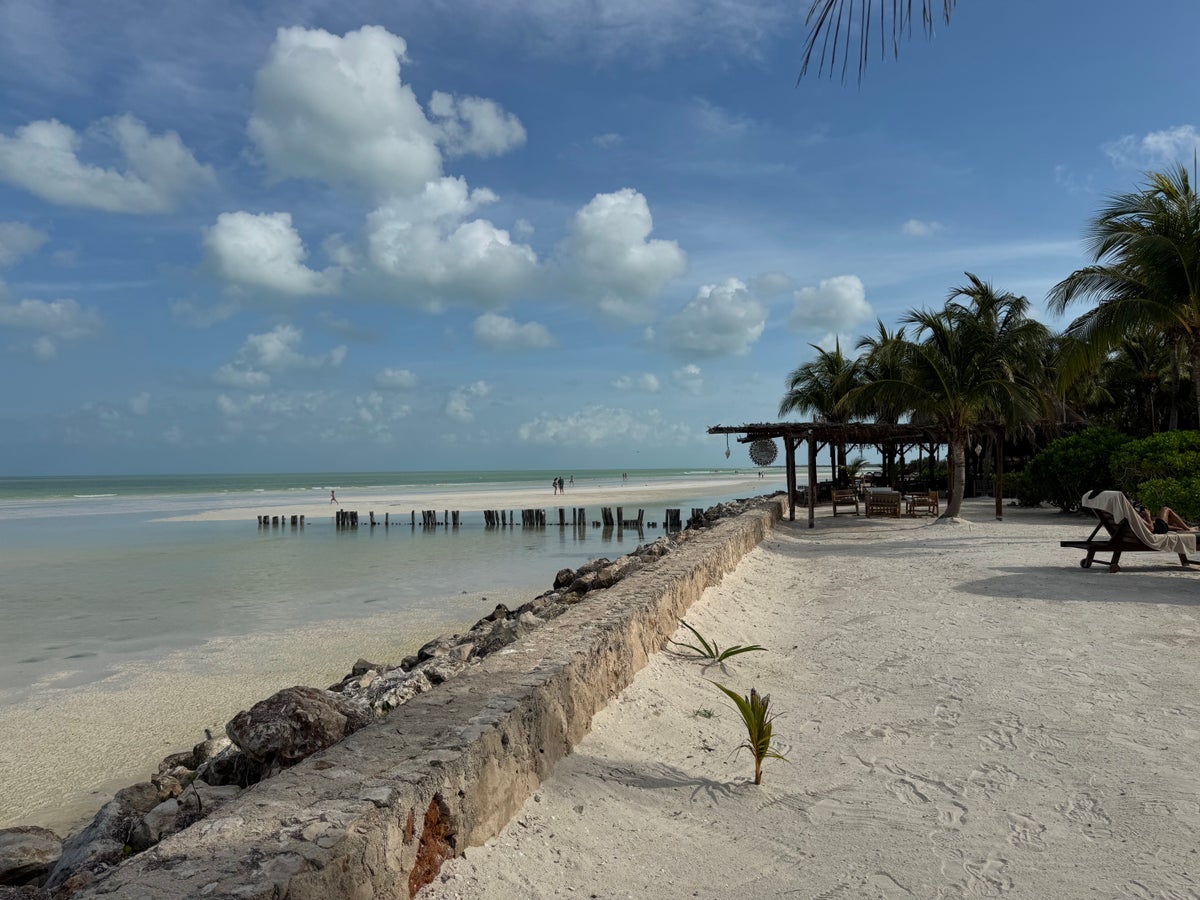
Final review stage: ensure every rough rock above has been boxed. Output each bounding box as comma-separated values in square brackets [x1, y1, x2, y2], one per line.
[194, 745, 264, 788]
[225, 686, 373, 770]
[191, 735, 231, 767]
[417, 656, 471, 685]
[0, 886, 50, 898]
[45, 782, 162, 893]
[0, 826, 61, 886]
[127, 799, 179, 853]
[553, 568, 575, 589]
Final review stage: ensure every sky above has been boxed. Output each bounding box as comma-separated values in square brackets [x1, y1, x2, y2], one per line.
[1, 0, 1198, 475]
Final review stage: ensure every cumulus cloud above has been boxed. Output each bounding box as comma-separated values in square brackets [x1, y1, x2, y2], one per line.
[429, 91, 526, 158]
[593, 132, 622, 149]
[0, 115, 214, 212]
[902, 218, 944, 238]
[672, 364, 704, 395]
[0, 297, 103, 359]
[366, 177, 537, 306]
[374, 367, 418, 390]
[662, 278, 765, 357]
[215, 324, 346, 389]
[446, 380, 491, 423]
[612, 373, 661, 392]
[0, 222, 48, 267]
[789, 275, 873, 333]
[563, 188, 686, 322]
[129, 392, 150, 416]
[354, 390, 411, 434]
[249, 26, 524, 196]
[473, 312, 553, 350]
[204, 211, 337, 296]
[1104, 125, 1200, 168]
[690, 98, 751, 137]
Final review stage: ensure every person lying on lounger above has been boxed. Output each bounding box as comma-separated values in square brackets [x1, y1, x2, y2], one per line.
[1133, 501, 1194, 534]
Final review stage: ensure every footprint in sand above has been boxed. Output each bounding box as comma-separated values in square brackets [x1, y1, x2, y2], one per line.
[888, 778, 930, 806]
[1056, 794, 1112, 839]
[966, 762, 1018, 800]
[1006, 812, 1046, 852]
[934, 701, 961, 728]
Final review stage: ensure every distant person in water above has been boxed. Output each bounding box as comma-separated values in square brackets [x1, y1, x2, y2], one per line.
[330, 490, 338, 505]
[1133, 499, 1192, 534]
[569, 475, 574, 487]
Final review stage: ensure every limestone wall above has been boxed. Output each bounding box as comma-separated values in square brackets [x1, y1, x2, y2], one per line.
[73, 500, 781, 899]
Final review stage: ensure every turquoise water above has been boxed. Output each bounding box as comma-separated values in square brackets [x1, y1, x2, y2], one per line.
[0, 469, 786, 700]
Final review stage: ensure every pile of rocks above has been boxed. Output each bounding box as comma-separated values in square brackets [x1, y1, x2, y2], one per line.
[0, 494, 780, 897]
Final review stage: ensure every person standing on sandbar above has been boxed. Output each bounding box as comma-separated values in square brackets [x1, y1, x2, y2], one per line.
[330, 489, 338, 505]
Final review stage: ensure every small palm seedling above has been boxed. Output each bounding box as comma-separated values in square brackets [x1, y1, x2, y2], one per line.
[670, 620, 765, 663]
[712, 683, 786, 785]
[691, 707, 717, 719]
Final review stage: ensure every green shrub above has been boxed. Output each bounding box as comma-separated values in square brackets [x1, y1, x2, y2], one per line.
[1023, 428, 1132, 512]
[1134, 477, 1200, 523]
[1110, 431, 1200, 495]
[1002, 470, 1042, 507]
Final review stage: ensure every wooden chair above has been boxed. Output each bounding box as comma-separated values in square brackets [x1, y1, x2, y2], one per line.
[864, 490, 902, 518]
[831, 488, 860, 516]
[1061, 490, 1199, 573]
[906, 490, 940, 517]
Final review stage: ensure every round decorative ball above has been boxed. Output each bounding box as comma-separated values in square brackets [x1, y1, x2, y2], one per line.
[749, 438, 778, 467]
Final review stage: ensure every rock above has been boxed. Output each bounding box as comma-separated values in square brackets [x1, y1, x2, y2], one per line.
[350, 657, 383, 676]
[127, 799, 179, 853]
[0, 886, 50, 898]
[369, 670, 433, 714]
[195, 745, 265, 788]
[156, 749, 194, 774]
[175, 784, 242, 830]
[553, 568, 575, 589]
[568, 572, 598, 594]
[574, 557, 612, 578]
[225, 686, 373, 770]
[592, 556, 643, 589]
[45, 782, 161, 893]
[417, 656, 470, 685]
[192, 735, 231, 766]
[470, 612, 543, 660]
[150, 767, 189, 799]
[0, 826, 61, 886]
[399, 654, 419, 671]
[415, 635, 459, 662]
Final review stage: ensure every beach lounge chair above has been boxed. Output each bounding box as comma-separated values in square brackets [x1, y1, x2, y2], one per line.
[831, 488, 859, 516]
[906, 490, 940, 518]
[864, 489, 902, 518]
[1060, 490, 1199, 573]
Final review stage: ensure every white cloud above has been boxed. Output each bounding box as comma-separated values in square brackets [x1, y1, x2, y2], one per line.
[0, 115, 214, 212]
[249, 26, 438, 194]
[593, 132, 622, 149]
[32, 335, 56, 360]
[129, 392, 150, 416]
[204, 211, 337, 296]
[690, 98, 750, 137]
[429, 91, 526, 158]
[789, 275, 873, 333]
[563, 188, 686, 322]
[374, 367, 418, 390]
[215, 324, 346, 389]
[0, 297, 103, 362]
[473, 312, 554, 350]
[901, 218, 944, 238]
[366, 177, 538, 306]
[662, 277, 765, 357]
[1104, 125, 1200, 168]
[517, 405, 688, 446]
[612, 373, 661, 392]
[354, 390, 411, 432]
[248, 26, 524, 196]
[446, 380, 491, 423]
[171, 298, 240, 328]
[672, 364, 703, 395]
[0, 222, 47, 267]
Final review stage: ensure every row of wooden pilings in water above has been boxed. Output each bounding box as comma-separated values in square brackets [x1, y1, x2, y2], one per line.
[256, 507, 704, 531]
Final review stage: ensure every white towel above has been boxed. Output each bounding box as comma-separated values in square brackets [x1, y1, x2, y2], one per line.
[1081, 491, 1197, 554]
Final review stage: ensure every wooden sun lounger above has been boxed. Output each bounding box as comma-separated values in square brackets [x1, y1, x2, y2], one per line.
[1061, 497, 1196, 573]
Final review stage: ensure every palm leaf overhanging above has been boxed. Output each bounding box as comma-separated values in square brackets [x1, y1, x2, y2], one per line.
[799, 0, 958, 83]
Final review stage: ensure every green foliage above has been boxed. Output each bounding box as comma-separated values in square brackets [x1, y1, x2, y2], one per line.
[1134, 477, 1200, 524]
[670, 620, 766, 663]
[691, 707, 716, 719]
[1022, 428, 1132, 511]
[1110, 431, 1200, 495]
[1002, 470, 1042, 508]
[712, 683, 786, 785]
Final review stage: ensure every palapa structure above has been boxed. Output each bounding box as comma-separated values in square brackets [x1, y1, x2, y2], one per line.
[707, 421, 1009, 527]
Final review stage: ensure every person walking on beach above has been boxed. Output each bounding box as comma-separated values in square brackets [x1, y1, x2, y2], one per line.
[330, 490, 338, 505]
[558, 476, 565, 494]
[551, 478, 559, 495]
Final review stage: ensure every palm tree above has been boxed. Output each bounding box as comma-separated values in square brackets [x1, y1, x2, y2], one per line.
[1049, 164, 1200, 426]
[779, 339, 863, 483]
[799, 0, 957, 82]
[853, 320, 911, 483]
[850, 274, 1049, 517]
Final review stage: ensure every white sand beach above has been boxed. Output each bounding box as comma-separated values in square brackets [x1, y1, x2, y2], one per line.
[160, 474, 776, 523]
[421, 498, 1200, 899]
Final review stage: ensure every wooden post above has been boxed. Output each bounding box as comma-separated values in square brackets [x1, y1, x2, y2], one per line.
[369, 511, 376, 527]
[784, 435, 797, 522]
[994, 425, 1004, 520]
[807, 435, 818, 529]
[299, 515, 304, 527]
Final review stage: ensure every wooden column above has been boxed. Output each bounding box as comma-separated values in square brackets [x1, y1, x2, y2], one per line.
[807, 435, 818, 529]
[784, 435, 797, 522]
[994, 425, 1005, 520]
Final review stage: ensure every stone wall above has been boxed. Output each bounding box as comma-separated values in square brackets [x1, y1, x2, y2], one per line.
[71, 500, 782, 899]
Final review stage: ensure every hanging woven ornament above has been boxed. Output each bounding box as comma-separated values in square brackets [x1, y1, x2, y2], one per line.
[749, 438, 778, 467]
[725, 433, 731, 459]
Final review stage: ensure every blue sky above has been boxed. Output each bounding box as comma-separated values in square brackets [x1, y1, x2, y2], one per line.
[1, 0, 1197, 475]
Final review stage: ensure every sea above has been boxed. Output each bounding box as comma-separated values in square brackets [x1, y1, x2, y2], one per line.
[0, 468, 788, 703]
